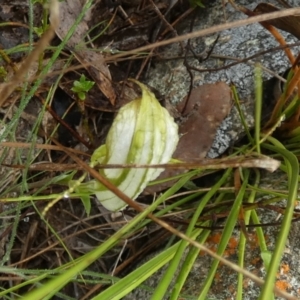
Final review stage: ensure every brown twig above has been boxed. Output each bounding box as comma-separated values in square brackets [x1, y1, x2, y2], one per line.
[35, 93, 93, 149]
[0, 141, 90, 156]
[107, 7, 300, 62]
[0, 0, 59, 107]
[50, 142, 293, 300]
[229, 1, 295, 64]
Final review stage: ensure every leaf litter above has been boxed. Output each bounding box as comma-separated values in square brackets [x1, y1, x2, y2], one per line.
[0, 1, 299, 299]
[52, 0, 116, 105]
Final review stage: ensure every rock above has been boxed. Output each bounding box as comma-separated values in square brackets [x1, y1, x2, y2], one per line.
[145, 0, 300, 158]
[125, 1, 300, 299]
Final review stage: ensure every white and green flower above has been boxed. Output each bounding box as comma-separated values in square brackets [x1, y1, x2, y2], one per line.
[74, 80, 179, 211]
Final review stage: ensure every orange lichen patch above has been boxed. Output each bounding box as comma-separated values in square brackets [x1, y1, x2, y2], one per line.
[275, 280, 291, 292]
[281, 263, 290, 275]
[250, 256, 261, 266]
[276, 263, 290, 278]
[198, 245, 217, 256]
[207, 232, 222, 244]
[199, 232, 222, 255]
[199, 233, 240, 258]
[228, 236, 239, 249]
[224, 236, 239, 256]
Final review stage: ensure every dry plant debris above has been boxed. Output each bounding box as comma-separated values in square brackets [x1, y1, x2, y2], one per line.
[52, 0, 116, 105]
[0, 0, 300, 299]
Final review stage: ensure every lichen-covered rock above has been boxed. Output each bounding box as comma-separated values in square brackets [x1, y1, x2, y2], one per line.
[127, 0, 300, 299]
[146, 0, 300, 158]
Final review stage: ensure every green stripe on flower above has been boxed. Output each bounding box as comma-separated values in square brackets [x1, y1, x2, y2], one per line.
[74, 80, 179, 212]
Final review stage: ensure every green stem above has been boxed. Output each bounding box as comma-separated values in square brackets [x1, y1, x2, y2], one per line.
[259, 136, 298, 299]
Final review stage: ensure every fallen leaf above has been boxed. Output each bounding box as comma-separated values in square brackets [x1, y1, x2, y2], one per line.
[145, 82, 232, 193]
[51, 0, 116, 105]
[175, 82, 232, 159]
[0, 0, 59, 107]
[0, 59, 65, 107]
[253, 3, 300, 40]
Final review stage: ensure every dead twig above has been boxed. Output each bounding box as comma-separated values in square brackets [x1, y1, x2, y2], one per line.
[0, 0, 59, 107]
[107, 7, 300, 61]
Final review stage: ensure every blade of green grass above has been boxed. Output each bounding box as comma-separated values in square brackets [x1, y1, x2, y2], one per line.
[236, 169, 267, 300]
[0, 0, 94, 146]
[168, 169, 232, 300]
[92, 239, 182, 300]
[254, 64, 262, 154]
[0, 202, 21, 267]
[258, 137, 298, 299]
[170, 227, 211, 300]
[16, 173, 195, 299]
[197, 169, 250, 300]
[232, 85, 253, 144]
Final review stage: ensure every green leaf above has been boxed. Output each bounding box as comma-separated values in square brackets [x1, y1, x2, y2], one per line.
[78, 92, 85, 100]
[80, 194, 91, 216]
[189, 0, 205, 8]
[72, 81, 82, 89]
[71, 74, 95, 101]
[261, 250, 272, 270]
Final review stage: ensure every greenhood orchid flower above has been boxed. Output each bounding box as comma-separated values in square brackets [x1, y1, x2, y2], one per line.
[73, 80, 179, 212]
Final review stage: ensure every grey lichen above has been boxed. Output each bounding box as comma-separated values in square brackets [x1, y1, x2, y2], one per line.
[146, 0, 299, 158]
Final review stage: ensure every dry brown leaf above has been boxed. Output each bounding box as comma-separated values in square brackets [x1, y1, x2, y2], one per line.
[52, 0, 116, 105]
[0, 59, 65, 108]
[254, 3, 300, 40]
[0, 0, 59, 107]
[145, 82, 232, 194]
[175, 82, 232, 160]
